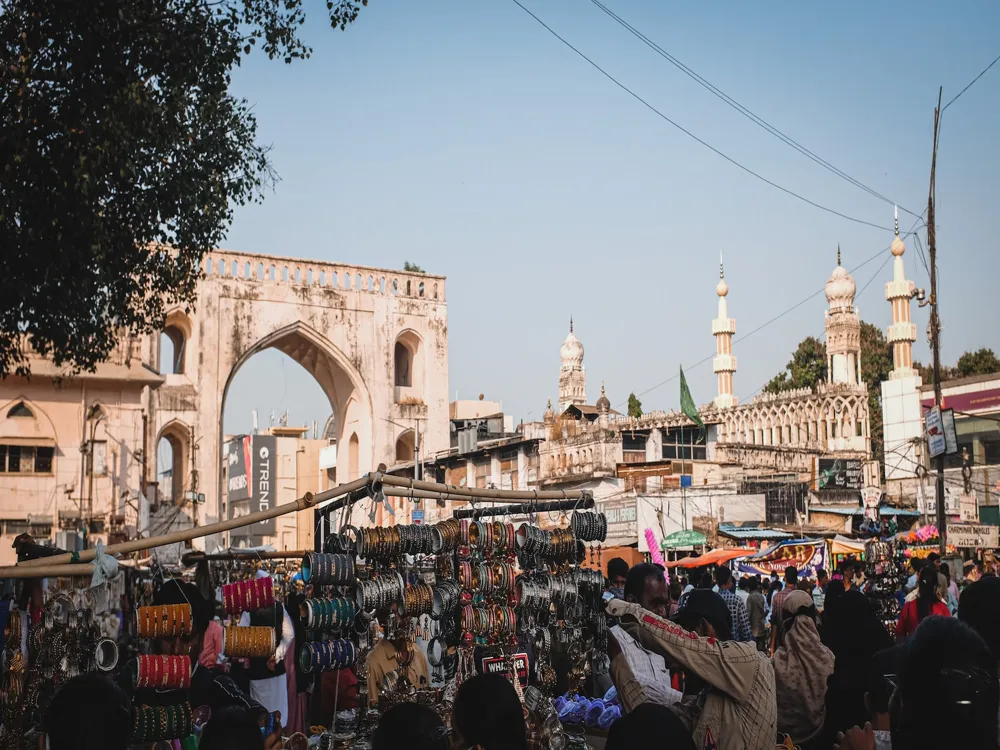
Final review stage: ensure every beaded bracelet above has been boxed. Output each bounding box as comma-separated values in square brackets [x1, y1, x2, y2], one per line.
[133, 703, 193, 742]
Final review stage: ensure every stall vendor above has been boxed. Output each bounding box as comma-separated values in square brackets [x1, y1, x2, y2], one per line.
[238, 571, 295, 726]
[365, 603, 430, 706]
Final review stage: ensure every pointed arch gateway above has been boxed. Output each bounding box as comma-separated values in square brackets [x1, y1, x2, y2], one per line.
[219, 321, 374, 492]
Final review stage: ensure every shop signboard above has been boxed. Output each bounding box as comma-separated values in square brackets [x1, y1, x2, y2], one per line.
[737, 540, 827, 578]
[481, 653, 529, 687]
[600, 496, 638, 546]
[948, 523, 998, 549]
[226, 435, 277, 536]
[959, 492, 978, 522]
[925, 407, 946, 458]
[817, 459, 863, 491]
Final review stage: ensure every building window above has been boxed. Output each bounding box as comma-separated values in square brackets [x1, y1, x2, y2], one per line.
[0, 445, 55, 474]
[7, 402, 33, 418]
[394, 342, 411, 387]
[660, 426, 706, 461]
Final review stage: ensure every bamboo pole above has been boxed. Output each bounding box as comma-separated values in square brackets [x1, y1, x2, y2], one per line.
[16, 475, 374, 568]
[379, 474, 591, 501]
[0, 563, 97, 579]
[181, 549, 313, 564]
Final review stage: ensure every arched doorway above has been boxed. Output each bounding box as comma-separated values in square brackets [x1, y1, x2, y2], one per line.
[219, 322, 374, 544]
[156, 420, 191, 505]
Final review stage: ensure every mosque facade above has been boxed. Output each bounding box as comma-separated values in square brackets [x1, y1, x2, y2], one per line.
[535, 218, 920, 492]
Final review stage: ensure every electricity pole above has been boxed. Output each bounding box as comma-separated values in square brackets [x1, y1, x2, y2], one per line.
[927, 87, 946, 556]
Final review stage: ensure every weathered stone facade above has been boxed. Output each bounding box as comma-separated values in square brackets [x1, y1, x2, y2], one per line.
[145, 251, 449, 545]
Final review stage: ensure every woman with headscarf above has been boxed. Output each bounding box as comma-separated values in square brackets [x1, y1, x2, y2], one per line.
[820, 590, 892, 745]
[771, 590, 835, 745]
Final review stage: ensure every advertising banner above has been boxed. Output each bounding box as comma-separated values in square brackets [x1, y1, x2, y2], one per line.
[737, 540, 827, 578]
[226, 435, 277, 536]
[817, 459, 863, 491]
[600, 496, 638, 546]
[949, 523, 998, 549]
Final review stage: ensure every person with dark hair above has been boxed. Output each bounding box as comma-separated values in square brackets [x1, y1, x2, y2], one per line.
[373, 702, 449, 750]
[238, 571, 295, 725]
[863, 645, 904, 750]
[200, 705, 281, 750]
[714, 566, 752, 642]
[821, 590, 893, 746]
[889, 617, 997, 750]
[606, 702, 696, 750]
[607, 557, 629, 599]
[611, 563, 682, 707]
[904, 556, 924, 592]
[668, 581, 683, 617]
[958, 575, 1000, 666]
[813, 568, 829, 613]
[607, 591, 776, 750]
[747, 576, 768, 653]
[896, 565, 950, 640]
[768, 566, 798, 654]
[452, 674, 527, 750]
[42, 674, 132, 750]
[771, 590, 834, 744]
[698, 571, 714, 590]
[939, 562, 959, 613]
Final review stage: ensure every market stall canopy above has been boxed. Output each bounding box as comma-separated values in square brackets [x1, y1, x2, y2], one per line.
[737, 538, 826, 577]
[661, 530, 706, 549]
[665, 547, 754, 568]
[717, 524, 793, 542]
[829, 535, 866, 557]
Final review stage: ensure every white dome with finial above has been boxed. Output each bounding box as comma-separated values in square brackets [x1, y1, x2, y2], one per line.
[825, 246, 856, 310]
[716, 251, 728, 296]
[891, 206, 905, 257]
[560, 317, 584, 367]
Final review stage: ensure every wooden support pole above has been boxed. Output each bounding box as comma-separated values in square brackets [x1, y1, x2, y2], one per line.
[16, 475, 373, 568]
[181, 549, 313, 564]
[378, 474, 589, 501]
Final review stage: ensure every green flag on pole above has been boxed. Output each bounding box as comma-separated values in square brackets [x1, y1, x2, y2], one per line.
[679, 366, 706, 443]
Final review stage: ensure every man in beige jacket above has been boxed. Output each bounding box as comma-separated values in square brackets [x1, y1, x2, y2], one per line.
[607, 591, 776, 750]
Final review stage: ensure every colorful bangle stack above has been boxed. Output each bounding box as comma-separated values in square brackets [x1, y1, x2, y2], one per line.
[132, 703, 193, 742]
[222, 578, 275, 616]
[301, 553, 354, 586]
[223, 625, 276, 659]
[135, 654, 192, 689]
[136, 604, 193, 638]
[401, 582, 434, 616]
[301, 597, 356, 631]
[297, 639, 357, 673]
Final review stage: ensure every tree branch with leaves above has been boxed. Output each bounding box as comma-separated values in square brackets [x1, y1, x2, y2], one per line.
[0, 0, 370, 377]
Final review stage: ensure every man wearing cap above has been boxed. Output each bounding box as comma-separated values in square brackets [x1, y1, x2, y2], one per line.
[608, 563, 683, 708]
[607, 589, 776, 750]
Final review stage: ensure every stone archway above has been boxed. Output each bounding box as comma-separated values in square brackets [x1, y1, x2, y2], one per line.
[219, 321, 374, 494]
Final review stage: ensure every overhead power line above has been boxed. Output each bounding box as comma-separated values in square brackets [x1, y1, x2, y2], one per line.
[942, 51, 1000, 113]
[586, 0, 920, 219]
[508, 0, 892, 233]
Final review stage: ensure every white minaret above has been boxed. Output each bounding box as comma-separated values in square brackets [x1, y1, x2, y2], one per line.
[881, 208, 924, 483]
[824, 246, 862, 385]
[558, 317, 587, 410]
[712, 253, 738, 408]
[885, 206, 918, 379]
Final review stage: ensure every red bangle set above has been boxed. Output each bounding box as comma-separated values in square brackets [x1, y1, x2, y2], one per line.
[136, 654, 191, 690]
[222, 578, 275, 615]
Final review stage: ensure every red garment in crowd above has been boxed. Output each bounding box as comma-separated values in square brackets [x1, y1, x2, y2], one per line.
[896, 598, 950, 640]
[320, 667, 359, 721]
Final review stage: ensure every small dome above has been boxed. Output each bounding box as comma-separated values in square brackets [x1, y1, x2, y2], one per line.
[596, 383, 610, 414]
[716, 278, 729, 297]
[825, 255, 856, 310]
[543, 398, 555, 423]
[560, 327, 584, 366]
[890, 235, 905, 257]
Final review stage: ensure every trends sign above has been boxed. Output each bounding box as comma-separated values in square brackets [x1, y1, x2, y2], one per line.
[226, 435, 277, 536]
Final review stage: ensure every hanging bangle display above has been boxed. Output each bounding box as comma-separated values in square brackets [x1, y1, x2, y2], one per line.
[136, 605, 193, 638]
[95, 638, 119, 673]
[135, 655, 191, 690]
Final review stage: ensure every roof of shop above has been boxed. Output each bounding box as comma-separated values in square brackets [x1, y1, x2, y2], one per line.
[810, 505, 921, 518]
[717, 525, 793, 540]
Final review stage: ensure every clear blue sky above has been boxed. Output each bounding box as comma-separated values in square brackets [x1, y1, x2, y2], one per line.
[222, 0, 1000, 436]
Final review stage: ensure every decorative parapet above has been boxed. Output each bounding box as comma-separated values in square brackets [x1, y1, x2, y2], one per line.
[202, 250, 446, 302]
